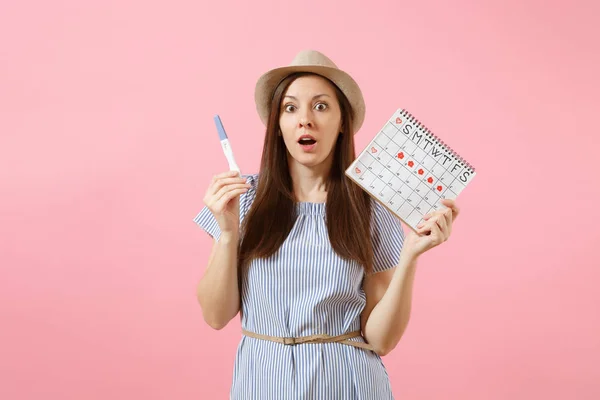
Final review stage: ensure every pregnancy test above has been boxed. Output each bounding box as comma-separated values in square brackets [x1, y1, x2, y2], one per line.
[214, 115, 241, 174]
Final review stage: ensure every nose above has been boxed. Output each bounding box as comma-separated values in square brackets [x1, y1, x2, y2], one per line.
[298, 112, 313, 129]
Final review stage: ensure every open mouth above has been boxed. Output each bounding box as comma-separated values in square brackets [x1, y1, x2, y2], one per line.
[298, 134, 317, 147]
[298, 138, 317, 145]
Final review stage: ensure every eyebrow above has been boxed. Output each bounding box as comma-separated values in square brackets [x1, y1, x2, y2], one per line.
[284, 94, 331, 100]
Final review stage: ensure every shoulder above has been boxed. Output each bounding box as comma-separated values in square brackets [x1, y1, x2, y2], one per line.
[369, 198, 405, 238]
[368, 198, 406, 274]
[369, 197, 393, 224]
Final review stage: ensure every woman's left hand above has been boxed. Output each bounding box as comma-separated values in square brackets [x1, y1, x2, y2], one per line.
[402, 198, 460, 259]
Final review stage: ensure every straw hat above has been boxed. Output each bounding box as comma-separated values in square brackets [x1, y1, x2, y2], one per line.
[254, 50, 366, 134]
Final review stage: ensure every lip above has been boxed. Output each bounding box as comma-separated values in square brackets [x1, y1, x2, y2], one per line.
[297, 133, 317, 152]
[298, 141, 317, 152]
[297, 134, 317, 142]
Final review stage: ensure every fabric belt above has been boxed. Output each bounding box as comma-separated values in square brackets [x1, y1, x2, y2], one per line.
[241, 329, 374, 351]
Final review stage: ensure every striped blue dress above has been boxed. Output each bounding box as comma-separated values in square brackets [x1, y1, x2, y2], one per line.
[193, 173, 405, 399]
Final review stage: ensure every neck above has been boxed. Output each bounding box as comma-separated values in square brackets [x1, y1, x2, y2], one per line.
[287, 154, 334, 203]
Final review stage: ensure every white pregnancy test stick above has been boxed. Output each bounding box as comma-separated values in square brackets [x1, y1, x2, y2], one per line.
[214, 115, 241, 174]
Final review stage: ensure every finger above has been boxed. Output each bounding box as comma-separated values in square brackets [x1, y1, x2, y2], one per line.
[441, 198, 455, 207]
[415, 224, 430, 235]
[210, 176, 249, 195]
[440, 199, 460, 220]
[204, 182, 249, 209]
[210, 187, 248, 212]
[417, 211, 439, 228]
[214, 188, 248, 210]
[440, 207, 452, 225]
[214, 183, 251, 201]
[418, 214, 446, 238]
[422, 211, 437, 220]
[443, 209, 453, 236]
[214, 176, 248, 188]
[212, 170, 240, 183]
[435, 213, 448, 236]
[416, 220, 443, 245]
[416, 220, 435, 235]
[429, 222, 444, 244]
[423, 206, 447, 221]
[434, 210, 452, 240]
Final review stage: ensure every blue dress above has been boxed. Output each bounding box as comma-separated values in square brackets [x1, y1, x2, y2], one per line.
[193, 173, 405, 399]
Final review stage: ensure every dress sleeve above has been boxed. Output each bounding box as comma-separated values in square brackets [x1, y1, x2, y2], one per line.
[192, 173, 258, 241]
[369, 199, 406, 275]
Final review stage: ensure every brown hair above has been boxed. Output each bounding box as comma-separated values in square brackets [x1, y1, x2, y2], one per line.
[237, 72, 374, 293]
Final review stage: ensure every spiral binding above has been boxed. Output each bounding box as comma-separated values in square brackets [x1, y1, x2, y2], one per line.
[398, 109, 476, 173]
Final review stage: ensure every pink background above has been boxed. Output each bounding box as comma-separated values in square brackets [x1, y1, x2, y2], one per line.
[1, 0, 599, 399]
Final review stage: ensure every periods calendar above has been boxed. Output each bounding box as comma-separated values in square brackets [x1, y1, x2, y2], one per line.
[345, 109, 476, 232]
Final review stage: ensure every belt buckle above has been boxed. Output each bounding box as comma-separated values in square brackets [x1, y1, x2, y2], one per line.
[282, 337, 297, 345]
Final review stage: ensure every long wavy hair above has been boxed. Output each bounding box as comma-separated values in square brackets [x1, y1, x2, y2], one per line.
[237, 72, 374, 295]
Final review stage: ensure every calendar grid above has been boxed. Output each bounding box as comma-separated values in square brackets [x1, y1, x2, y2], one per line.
[376, 117, 462, 221]
[378, 117, 465, 200]
[346, 108, 476, 232]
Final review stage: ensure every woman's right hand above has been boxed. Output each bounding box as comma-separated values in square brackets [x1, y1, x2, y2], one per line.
[203, 171, 251, 237]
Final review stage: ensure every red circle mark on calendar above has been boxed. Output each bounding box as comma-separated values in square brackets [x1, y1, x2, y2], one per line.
[427, 177, 433, 183]
[418, 169, 424, 175]
[397, 152, 405, 159]
[437, 185, 443, 191]
[395, 117, 402, 124]
[355, 167, 361, 174]
[408, 161, 414, 167]
[370, 147, 377, 153]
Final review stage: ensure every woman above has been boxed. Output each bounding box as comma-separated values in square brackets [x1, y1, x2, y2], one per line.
[194, 50, 460, 399]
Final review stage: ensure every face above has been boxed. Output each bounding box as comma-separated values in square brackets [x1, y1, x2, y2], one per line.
[279, 75, 343, 169]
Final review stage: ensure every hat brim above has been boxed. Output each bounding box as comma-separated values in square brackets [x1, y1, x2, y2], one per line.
[254, 65, 365, 134]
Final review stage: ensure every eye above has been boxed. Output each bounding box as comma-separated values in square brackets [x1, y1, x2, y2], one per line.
[314, 102, 328, 111]
[284, 104, 296, 112]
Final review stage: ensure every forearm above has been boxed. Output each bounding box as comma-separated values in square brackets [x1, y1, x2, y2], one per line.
[364, 252, 418, 355]
[196, 232, 240, 330]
